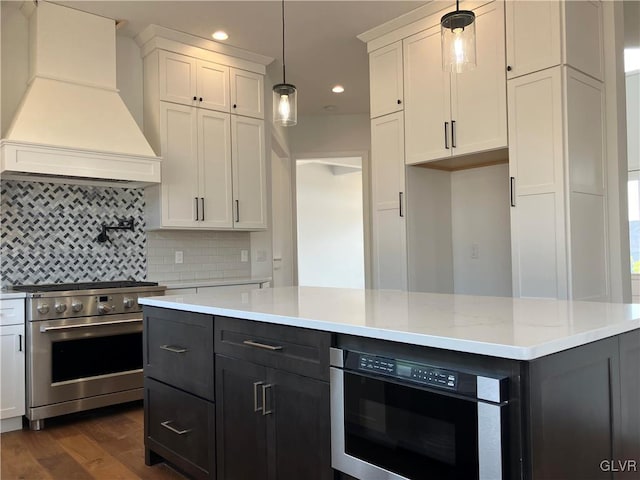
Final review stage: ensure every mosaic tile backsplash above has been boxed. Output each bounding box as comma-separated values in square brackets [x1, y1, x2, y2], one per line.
[1, 180, 146, 286]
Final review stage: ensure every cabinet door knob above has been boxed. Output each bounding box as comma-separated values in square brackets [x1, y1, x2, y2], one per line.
[507, 66, 512, 72]
[233, 104, 237, 109]
[193, 96, 197, 101]
[199, 97, 203, 102]
[397, 99, 402, 105]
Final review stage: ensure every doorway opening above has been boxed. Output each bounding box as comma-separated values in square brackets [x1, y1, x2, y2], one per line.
[295, 156, 365, 289]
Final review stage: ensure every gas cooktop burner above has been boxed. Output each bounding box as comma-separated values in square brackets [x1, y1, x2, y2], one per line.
[12, 280, 159, 293]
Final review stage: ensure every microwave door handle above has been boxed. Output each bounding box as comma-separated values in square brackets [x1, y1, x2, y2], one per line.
[478, 402, 506, 480]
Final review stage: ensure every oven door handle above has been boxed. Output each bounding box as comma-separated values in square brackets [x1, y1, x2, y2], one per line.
[39, 318, 142, 332]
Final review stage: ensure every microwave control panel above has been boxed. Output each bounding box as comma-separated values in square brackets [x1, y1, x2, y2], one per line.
[357, 354, 458, 391]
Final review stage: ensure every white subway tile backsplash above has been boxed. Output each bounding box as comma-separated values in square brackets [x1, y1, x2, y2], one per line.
[146, 230, 250, 284]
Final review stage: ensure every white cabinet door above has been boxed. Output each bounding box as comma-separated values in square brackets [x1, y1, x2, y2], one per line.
[505, 1, 561, 79]
[371, 112, 407, 290]
[230, 69, 264, 119]
[198, 109, 233, 228]
[369, 42, 404, 119]
[403, 25, 451, 164]
[159, 51, 197, 106]
[452, 0, 507, 157]
[232, 116, 267, 229]
[160, 102, 200, 227]
[196, 59, 230, 112]
[0, 324, 25, 423]
[508, 67, 567, 298]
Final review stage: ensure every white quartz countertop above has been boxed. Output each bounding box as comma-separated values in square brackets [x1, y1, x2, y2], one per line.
[139, 286, 640, 360]
[161, 277, 272, 290]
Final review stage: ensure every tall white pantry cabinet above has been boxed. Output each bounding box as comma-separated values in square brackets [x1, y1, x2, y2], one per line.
[138, 28, 269, 230]
[364, 0, 610, 300]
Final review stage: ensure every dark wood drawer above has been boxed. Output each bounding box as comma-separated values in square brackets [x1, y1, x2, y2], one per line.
[145, 378, 215, 478]
[144, 307, 214, 400]
[214, 316, 331, 381]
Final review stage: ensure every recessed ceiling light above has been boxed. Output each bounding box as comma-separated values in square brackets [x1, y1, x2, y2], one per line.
[212, 31, 229, 41]
[332, 85, 345, 93]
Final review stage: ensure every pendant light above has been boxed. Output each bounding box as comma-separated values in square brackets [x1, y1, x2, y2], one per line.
[441, 0, 476, 73]
[273, 0, 297, 126]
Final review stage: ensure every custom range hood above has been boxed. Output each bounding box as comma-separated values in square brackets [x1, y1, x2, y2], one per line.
[0, 1, 160, 185]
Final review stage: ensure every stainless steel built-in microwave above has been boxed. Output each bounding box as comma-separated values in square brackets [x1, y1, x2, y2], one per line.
[330, 347, 510, 480]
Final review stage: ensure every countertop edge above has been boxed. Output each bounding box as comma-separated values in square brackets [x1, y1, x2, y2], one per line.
[138, 297, 640, 361]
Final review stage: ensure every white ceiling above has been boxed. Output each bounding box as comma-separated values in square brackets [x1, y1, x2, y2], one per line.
[53, 0, 428, 116]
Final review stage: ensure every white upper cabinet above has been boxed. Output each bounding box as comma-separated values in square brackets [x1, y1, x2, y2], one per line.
[159, 51, 230, 111]
[369, 42, 404, 118]
[230, 69, 264, 119]
[196, 59, 231, 112]
[232, 116, 267, 229]
[404, 0, 507, 164]
[506, 0, 603, 81]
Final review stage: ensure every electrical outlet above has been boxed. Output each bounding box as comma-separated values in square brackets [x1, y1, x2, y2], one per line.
[471, 243, 479, 260]
[241, 250, 249, 262]
[175, 251, 184, 264]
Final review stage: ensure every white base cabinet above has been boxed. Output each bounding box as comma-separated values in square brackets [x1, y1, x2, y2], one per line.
[0, 298, 25, 432]
[509, 66, 608, 300]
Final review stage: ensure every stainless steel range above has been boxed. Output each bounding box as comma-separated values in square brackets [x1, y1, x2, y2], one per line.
[12, 281, 165, 430]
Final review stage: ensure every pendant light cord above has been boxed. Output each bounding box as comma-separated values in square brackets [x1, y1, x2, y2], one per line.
[281, 0, 286, 84]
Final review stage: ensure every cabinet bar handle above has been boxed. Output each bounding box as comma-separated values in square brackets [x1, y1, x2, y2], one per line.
[262, 384, 274, 416]
[195, 197, 199, 221]
[399, 192, 404, 218]
[243, 339, 283, 351]
[160, 344, 188, 354]
[235, 199, 240, 223]
[18, 334, 22, 352]
[510, 177, 516, 207]
[200, 197, 205, 221]
[160, 420, 191, 435]
[444, 122, 450, 149]
[451, 120, 456, 148]
[253, 381, 264, 413]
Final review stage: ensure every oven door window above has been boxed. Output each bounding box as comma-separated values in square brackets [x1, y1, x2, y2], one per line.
[344, 371, 478, 480]
[51, 332, 143, 383]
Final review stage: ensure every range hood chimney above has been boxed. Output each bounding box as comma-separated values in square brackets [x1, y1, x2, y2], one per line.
[0, 1, 161, 185]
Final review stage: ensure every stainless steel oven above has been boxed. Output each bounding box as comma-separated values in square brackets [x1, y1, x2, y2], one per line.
[12, 281, 165, 430]
[330, 347, 509, 480]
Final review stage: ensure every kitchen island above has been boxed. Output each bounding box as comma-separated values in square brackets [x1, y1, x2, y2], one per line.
[139, 287, 640, 480]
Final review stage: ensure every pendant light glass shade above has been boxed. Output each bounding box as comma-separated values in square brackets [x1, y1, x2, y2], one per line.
[441, 6, 476, 73]
[273, 0, 297, 126]
[273, 83, 297, 126]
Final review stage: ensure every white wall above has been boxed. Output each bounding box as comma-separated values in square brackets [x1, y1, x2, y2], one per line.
[289, 114, 371, 154]
[451, 164, 512, 296]
[296, 162, 365, 288]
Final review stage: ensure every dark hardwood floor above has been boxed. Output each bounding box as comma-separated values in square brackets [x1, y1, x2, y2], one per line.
[0, 402, 187, 480]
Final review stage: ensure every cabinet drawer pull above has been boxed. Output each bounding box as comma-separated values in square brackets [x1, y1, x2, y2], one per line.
[243, 340, 283, 351]
[160, 420, 191, 435]
[160, 344, 188, 354]
[444, 122, 450, 149]
[510, 177, 516, 207]
[253, 381, 264, 413]
[451, 120, 456, 148]
[262, 383, 274, 416]
[195, 197, 199, 221]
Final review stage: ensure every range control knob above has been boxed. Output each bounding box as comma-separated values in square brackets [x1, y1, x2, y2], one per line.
[97, 303, 112, 314]
[71, 301, 83, 313]
[123, 297, 136, 309]
[37, 303, 50, 314]
[54, 303, 67, 314]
